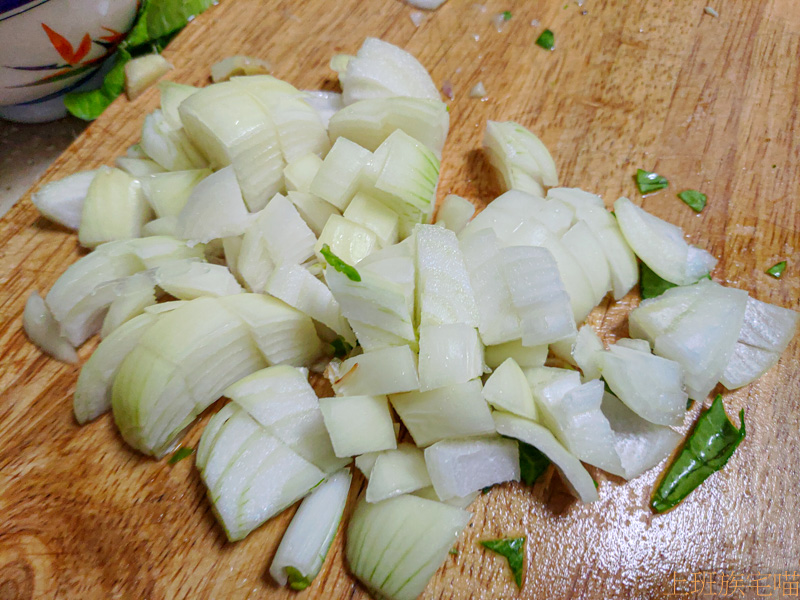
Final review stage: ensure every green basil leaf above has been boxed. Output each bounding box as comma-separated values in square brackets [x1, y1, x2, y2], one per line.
[285, 566, 312, 591]
[766, 261, 787, 278]
[639, 262, 678, 299]
[125, 0, 215, 48]
[449, 547, 459, 556]
[651, 395, 745, 513]
[480, 537, 526, 588]
[167, 446, 194, 464]
[535, 29, 555, 51]
[502, 10, 512, 20]
[518, 441, 550, 485]
[64, 47, 132, 121]
[331, 336, 353, 359]
[677, 190, 707, 212]
[320, 244, 361, 282]
[635, 168, 669, 194]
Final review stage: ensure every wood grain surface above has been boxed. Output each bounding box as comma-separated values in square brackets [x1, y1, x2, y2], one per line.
[1, 0, 799, 598]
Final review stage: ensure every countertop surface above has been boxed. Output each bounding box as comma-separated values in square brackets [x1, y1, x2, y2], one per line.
[0, 117, 86, 217]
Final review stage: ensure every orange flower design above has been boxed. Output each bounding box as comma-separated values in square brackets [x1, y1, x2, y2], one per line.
[99, 27, 126, 45]
[41, 23, 92, 65]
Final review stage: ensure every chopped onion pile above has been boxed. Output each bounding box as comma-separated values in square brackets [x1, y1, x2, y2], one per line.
[24, 37, 797, 600]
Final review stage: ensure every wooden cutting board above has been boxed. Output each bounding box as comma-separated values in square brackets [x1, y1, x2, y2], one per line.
[1, 0, 799, 598]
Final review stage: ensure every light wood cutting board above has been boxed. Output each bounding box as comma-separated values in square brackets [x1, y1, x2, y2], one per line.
[1, 0, 799, 598]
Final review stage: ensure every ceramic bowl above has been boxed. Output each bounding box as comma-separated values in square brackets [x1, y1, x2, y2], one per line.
[0, 0, 139, 122]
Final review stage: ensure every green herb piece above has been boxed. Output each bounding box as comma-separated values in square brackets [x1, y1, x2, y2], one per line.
[651, 395, 745, 513]
[518, 441, 550, 485]
[686, 398, 693, 409]
[639, 263, 678, 299]
[168, 446, 194, 464]
[766, 261, 786, 278]
[320, 244, 361, 282]
[677, 190, 707, 212]
[480, 537, 526, 588]
[535, 29, 555, 51]
[285, 566, 312, 591]
[331, 336, 353, 358]
[481, 485, 494, 494]
[65, 0, 213, 120]
[593, 479, 599, 489]
[635, 169, 669, 194]
[502, 10, 512, 20]
[449, 548, 459, 556]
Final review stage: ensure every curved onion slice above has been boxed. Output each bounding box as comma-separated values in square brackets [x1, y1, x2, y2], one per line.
[484, 120, 559, 192]
[270, 469, 351, 588]
[346, 495, 471, 600]
[482, 357, 537, 420]
[301, 90, 343, 128]
[339, 38, 440, 105]
[328, 97, 449, 157]
[196, 403, 325, 541]
[435, 194, 475, 235]
[23, 291, 78, 364]
[74, 313, 157, 424]
[493, 411, 599, 503]
[424, 435, 520, 500]
[366, 443, 431, 503]
[614, 197, 716, 286]
[31, 170, 98, 231]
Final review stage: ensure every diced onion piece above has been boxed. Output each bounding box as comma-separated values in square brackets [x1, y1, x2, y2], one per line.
[144, 300, 187, 314]
[141, 169, 211, 218]
[23, 291, 78, 363]
[435, 194, 475, 235]
[327, 258, 416, 348]
[31, 170, 98, 231]
[493, 412, 599, 502]
[74, 313, 157, 424]
[412, 487, 478, 509]
[405, 0, 448, 9]
[628, 282, 706, 342]
[238, 194, 316, 292]
[99, 271, 157, 337]
[288, 191, 341, 237]
[301, 90, 343, 128]
[346, 495, 470, 600]
[469, 82, 487, 99]
[284, 153, 324, 193]
[309, 137, 372, 211]
[78, 167, 153, 248]
[155, 259, 243, 299]
[332, 345, 420, 396]
[424, 435, 519, 500]
[390, 379, 495, 447]
[614, 197, 717, 286]
[601, 392, 683, 480]
[157, 81, 198, 129]
[598, 343, 687, 426]
[418, 324, 484, 391]
[141, 216, 178, 237]
[266, 264, 355, 343]
[319, 395, 397, 457]
[140, 109, 208, 171]
[366, 443, 431, 503]
[270, 469, 351, 588]
[561, 220, 612, 303]
[737, 296, 799, 353]
[224, 365, 347, 473]
[328, 97, 449, 157]
[548, 187, 638, 300]
[362, 130, 440, 238]
[484, 120, 559, 194]
[460, 229, 520, 345]
[112, 297, 267, 457]
[197, 404, 325, 541]
[615, 338, 651, 353]
[178, 81, 283, 211]
[329, 54, 354, 77]
[176, 166, 253, 244]
[484, 339, 548, 370]
[339, 37, 440, 105]
[221, 294, 324, 367]
[526, 366, 581, 413]
[415, 224, 479, 327]
[535, 379, 624, 477]
[343, 192, 400, 248]
[124, 54, 173, 100]
[115, 157, 166, 177]
[572, 325, 604, 380]
[499, 244, 577, 345]
[355, 451, 380, 479]
[211, 55, 271, 82]
[483, 358, 536, 419]
[315, 215, 378, 266]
